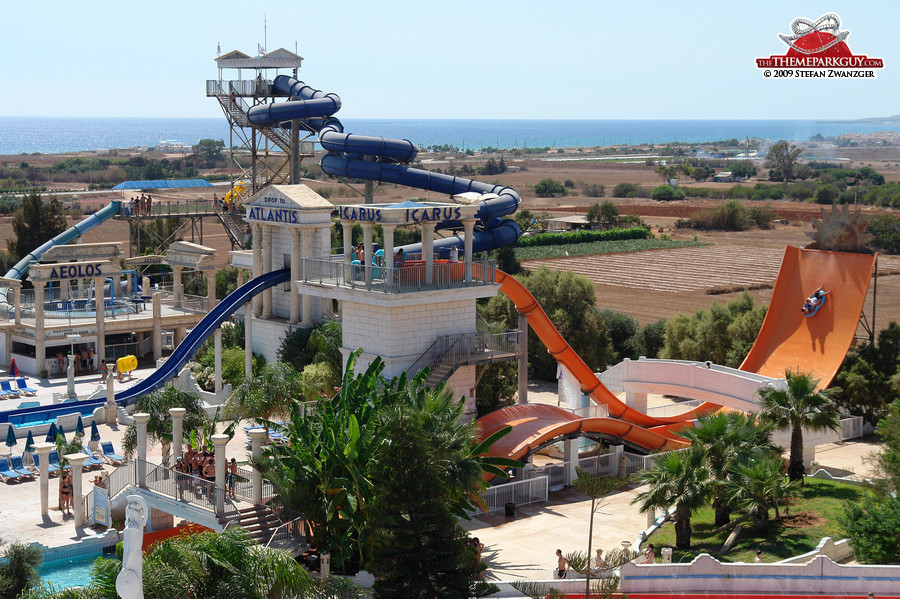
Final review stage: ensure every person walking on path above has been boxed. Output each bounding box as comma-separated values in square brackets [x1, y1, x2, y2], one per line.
[555, 549, 570, 579]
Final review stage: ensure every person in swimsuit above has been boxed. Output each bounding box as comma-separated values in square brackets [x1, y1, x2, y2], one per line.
[60, 471, 73, 516]
[556, 549, 569, 579]
[202, 458, 216, 500]
[801, 286, 829, 314]
[228, 458, 238, 499]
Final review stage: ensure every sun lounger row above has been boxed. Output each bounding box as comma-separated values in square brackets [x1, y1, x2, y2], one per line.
[0, 442, 126, 483]
[0, 379, 37, 399]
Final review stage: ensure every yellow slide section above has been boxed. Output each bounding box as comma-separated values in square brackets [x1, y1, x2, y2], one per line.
[496, 269, 716, 429]
[740, 247, 877, 385]
[224, 182, 246, 205]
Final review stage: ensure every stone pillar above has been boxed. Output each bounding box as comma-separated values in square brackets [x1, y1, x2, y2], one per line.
[33, 281, 45, 374]
[35, 442, 54, 517]
[320, 226, 332, 320]
[93, 276, 106, 364]
[172, 266, 184, 309]
[142, 276, 150, 296]
[610, 445, 625, 477]
[214, 329, 223, 394]
[14, 287, 21, 325]
[463, 219, 476, 283]
[105, 363, 117, 425]
[252, 224, 263, 317]
[362, 223, 374, 286]
[625, 391, 648, 414]
[262, 225, 273, 319]
[206, 270, 216, 310]
[382, 223, 396, 282]
[422, 223, 435, 285]
[518, 314, 528, 405]
[248, 428, 267, 505]
[342, 221, 353, 284]
[289, 229, 301, 324]
[212, 434, 229, 515]
[65, 453, 88, 526]
[152, 292, 162, 362]
[173, 327, 186, 348]
[169, 408, 186, 460]
[301, 229, 313, 326]
[564, 439, 579, 486]
[124, 272, 132, 298]
[134, 413, 151, 487]
[244, 302, 253, 377]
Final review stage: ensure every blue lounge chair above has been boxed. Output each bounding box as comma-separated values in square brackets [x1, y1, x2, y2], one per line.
[17, 401, 39, 409]
[49, 450, 62, 471]
[100, 442, 125, 463]
[0, 381, 19, 397]
[16, 379, 37, 395]
[0, 457, 25, 482]
[8, 455, 34, 478]
[33, 452, 60, 475]
[81, 446, 104, 469]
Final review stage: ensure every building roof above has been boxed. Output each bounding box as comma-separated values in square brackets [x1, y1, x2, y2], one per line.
[215, 47, 303, 70]
[112, 180, 213, 190]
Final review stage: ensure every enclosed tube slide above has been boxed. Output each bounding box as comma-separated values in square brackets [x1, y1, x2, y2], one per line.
[247, 76, 521, 242]
[0, 200, 121, 315]
[115, 268, 290, 406]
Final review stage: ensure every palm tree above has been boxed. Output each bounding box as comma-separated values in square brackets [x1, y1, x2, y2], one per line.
[226, 362, 303, 433]
[122, 386, 208, 469]
[631, 446, 712, 549]
[725, 456, 800, 531]
[678, 412, 776, 526]
[758, 370, 841, 482]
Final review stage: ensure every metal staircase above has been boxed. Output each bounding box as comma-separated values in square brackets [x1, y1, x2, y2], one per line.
[410, 317, 522, 388]
[217, 210, 248, 250]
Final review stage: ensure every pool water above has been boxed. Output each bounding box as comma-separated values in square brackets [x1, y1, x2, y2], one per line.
[39, 554, 114, 589]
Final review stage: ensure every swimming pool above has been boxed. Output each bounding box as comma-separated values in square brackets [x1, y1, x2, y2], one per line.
[39, 553, 114, 589]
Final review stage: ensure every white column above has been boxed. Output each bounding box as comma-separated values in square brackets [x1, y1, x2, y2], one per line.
[212, 434, 229, 515]
[301, 228, 313, 325]
[262, 225, 273, 319]
[362, 223, 374, 286]
[625, 391, 648, 414]
[423, 223, 435, 285]
[252, 224, 263, 316]
[172, 266, 184, 309]
[169, 408, 186, 460]
[214, 329, 223, 394]
[105, 363, 117, 425]
[342, 221, 353, 284]
[382, 224, 396, 282]
[463, 219, 476, 283]
[134, 413, 151, 487]
[65, 453, 88, 526]
[248, 428, 267, 505]
[206, 270, 216, 310]
[34, 281, 45, 374]
[93, 276, 106, 364]
[289, 229, 301, 324]
[35, 443, 54, 517]
[142, 276, 150, 296]
[564, 439, 579, 486]
[13, 287, 21, 325]
[244, 301, 253, 377]
[152, 292, 162, 362]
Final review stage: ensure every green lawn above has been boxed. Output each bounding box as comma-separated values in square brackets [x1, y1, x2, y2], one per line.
[649, 478, 867, 563]
[515, 238, 702, 261]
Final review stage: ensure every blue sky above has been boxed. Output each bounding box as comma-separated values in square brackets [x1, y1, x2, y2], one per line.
[0, 1, 895, 120]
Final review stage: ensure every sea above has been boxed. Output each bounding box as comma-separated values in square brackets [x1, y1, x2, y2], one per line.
[2, 116, 900, 156]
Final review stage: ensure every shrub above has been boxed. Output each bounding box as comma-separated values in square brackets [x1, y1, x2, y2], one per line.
[516, 227, 649, 248]
[534, 178, 567, 198]
[651, 184, 686, 202]
[222, 346, 265, 388]
[613, 182, 640, 198]
[815, 183, 840, 204]
[583, 183, 605, 198]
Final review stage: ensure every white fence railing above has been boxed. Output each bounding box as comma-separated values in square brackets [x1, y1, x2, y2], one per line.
[645, 399, 702, 418]
[467, 476, 549, 516]
[578, 453, 616, 477]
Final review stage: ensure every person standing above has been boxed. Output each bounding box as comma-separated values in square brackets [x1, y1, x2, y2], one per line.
[555, 549, 569, 579]
[755, 549, 763, 563]
[228, 458, 238, 499]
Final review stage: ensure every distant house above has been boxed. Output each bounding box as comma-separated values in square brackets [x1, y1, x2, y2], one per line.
[548, 215, 590, 231]
[714, 171, 734, 183]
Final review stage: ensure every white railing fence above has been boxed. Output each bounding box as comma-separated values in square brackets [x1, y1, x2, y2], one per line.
[467, 476, 549, 516]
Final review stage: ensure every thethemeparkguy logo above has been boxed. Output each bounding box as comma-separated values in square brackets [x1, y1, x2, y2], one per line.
[756, 13, 884, 79]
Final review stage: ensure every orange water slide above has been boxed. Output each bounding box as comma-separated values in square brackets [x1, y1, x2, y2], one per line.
[496, 270, 717, 428]
[739, 247, 877, 385]
[477, 404, 687, 465]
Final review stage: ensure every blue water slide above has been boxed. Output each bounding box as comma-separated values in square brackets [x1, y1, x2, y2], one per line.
[114, 268, 291, 406]
[0, 200, 122, 315]
[116, 268, 291, 406]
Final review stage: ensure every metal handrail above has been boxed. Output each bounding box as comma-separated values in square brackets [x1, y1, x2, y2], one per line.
[265, 514, 308, 553]
[139, 459, 240, 523]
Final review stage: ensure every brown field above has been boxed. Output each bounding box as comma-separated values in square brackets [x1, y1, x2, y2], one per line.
[4, 152, 899, 335]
